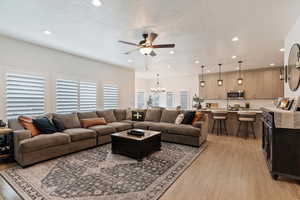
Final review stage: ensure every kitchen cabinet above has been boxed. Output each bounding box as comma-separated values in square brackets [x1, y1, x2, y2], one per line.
[199, 67, 283, 100]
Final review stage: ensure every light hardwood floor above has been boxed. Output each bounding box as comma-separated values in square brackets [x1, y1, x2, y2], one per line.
[0, 135, 299, 200]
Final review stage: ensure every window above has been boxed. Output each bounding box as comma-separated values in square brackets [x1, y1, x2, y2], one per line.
[136, 92, 145, 109]
[6, 73, 45, 118]
[56, 79, 78, 114]
[166, 92, 176, 109]
[80, 81, 97, 111]
[103, 84, 119, 109]
[180, 91, 189, 110]
[152, 93, 160, 107]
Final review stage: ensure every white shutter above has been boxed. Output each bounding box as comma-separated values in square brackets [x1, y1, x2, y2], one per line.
[166, 92, 176, 109]
[80, 81, 97, 111]
[6, 73, 45, 118]
[153, 93, 160, 107]
[180, 91, 189, 110]
[103, 84, 119, 109]
[56, 79, 79, 114]
[136, 92, 145, 109]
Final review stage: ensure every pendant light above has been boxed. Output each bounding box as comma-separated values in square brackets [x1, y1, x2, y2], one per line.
[200, 65, 206, 87]
[217, 63, 223, 86]
[237, 61, 243, 85]
[150, 73, 166, 93]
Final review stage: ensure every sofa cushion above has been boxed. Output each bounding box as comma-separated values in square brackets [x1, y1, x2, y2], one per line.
[121, 120, 136, 126]
[96, 110, 116, 123]
[19, 133, 71, 153]
[148, 122, 174, 132]
[52, 118, 65, 132]
[63, 128, 97, 142]
[108, 122, 132, 132]
[77, 111, 98, 120]
[160, 110, 180, 123]
[52, 113, 81, 129]
[114, 109, 127, 121]
[133, 121, 157, 130]
[80, 118, 107, 128]
[145, 109, 163, 122]
[167, 124, 200, 137]
[88, 125, 116, 136]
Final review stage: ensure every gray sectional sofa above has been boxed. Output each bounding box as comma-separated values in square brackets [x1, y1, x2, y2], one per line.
[8, 109, 208, 167]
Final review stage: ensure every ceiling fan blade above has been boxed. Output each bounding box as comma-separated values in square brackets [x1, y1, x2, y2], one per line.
[118, 40, 139, 46]
[152, 44, 175, 48]
[149, 51, 157, 57]
[124, 48, 140, 55]
[147, 33, 158, 43]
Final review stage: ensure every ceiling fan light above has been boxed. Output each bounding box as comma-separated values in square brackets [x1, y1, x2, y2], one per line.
[140, 47, 153, 55]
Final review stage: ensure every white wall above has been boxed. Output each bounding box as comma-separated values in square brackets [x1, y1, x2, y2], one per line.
[285, 16, 300, 97]
[135, 75, 199, 109]
[0, 35, 135, 119]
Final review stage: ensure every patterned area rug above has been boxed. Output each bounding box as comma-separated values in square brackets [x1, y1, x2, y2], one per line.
[1, 142, 207, 200]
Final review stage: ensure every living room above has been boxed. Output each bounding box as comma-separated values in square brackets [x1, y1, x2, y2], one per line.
[0, 0, 300, 200]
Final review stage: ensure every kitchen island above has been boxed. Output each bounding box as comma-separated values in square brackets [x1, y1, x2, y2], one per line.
[201, 109, 263, 138]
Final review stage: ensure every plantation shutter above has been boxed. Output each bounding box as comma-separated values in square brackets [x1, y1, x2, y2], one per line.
[56, 79, 79, 114]
[79, 81, 97, 111]
[166, 92, 176, 109]
[103, 84, 119, 109]
[180, 91, 189, 110]
[6, 73, 45, 118]
[136, 92, 145, 109]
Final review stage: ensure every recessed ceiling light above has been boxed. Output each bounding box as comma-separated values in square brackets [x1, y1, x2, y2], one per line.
[169, 50, 175, 55]
[232, 55, 237, 59]
[232, 37, 239, 42]
[167, 65, 171, 69]
[270, 63, 275, 66]
[92, 0, 102, 7]
[195, 60, 200, 64]
[280, 48, 285, 52]
[128, 59, 133, 63]
[43, 30, 52, 35]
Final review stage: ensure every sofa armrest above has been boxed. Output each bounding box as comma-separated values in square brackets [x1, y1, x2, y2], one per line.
[192, 121, 203, 129]
[13, 130, 32, 143]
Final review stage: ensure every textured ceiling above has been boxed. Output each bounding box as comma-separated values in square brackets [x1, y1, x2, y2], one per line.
[0, 0, 299, 79]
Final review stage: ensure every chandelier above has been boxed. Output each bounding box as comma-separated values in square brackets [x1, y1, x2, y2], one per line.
[150, 74, 166, 93]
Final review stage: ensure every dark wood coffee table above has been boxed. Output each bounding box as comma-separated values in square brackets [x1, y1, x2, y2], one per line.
[111, 129, 161, 161]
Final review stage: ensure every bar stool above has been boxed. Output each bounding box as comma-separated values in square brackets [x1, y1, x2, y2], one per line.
[211, 110, 228, 135]
[237, 111, 256, 139]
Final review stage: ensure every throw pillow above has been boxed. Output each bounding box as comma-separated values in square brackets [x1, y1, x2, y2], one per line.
[18, 116, 40, 137]
[181, 111, 196, 125]
[32, 117, 57, 134]
[52, 118, 65, 132]
[132, 111, 145, 121]
[96, 110, 116, 123]
[175, 113, 184, 125]
[192, 111, 205, 124]
[80, 118, 107, 128]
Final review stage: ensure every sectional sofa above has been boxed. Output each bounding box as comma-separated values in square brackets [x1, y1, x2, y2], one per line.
[8, 109, 208, 167]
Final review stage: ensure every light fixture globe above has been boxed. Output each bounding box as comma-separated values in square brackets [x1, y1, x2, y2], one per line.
[140, 47, 153, 55]
[217, 79, 223, 86]
[200, 80, 205, 87]
[237, 78, 243, 85]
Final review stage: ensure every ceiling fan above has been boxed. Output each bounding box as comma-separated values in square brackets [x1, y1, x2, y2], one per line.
[118, 33, 175, 57]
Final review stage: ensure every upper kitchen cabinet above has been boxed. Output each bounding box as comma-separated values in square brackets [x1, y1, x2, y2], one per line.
[199, 67, 283, 100]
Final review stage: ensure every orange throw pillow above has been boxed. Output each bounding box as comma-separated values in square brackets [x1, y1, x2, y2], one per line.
[80, 118, 107, 128]
[18, 116, 40, 137]
[192, 111, 204, 124]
